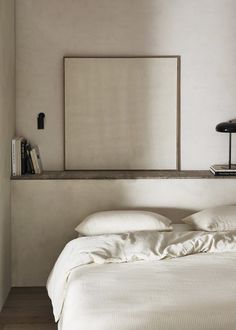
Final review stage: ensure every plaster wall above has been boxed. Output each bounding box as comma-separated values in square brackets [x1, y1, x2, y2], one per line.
[15, 0, 236, 170]
[0, 0, 15, 310]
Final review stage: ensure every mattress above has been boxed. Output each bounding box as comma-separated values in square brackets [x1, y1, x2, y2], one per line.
[47, 230, 236, 330]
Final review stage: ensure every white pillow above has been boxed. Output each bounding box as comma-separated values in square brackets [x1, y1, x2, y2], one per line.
[182, 205, 236, 231]
[75, 210, 172, 236]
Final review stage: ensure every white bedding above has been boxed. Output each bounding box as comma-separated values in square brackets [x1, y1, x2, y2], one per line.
[47, 230, 236, 330]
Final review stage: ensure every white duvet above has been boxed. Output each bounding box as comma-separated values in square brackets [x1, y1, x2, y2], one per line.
[47, 230, 236, 330]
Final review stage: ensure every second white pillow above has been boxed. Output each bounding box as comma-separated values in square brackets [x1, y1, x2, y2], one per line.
[182, 205, 236, 231]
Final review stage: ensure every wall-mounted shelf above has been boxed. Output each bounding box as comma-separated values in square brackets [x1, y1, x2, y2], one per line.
[10, 170, 236, 180]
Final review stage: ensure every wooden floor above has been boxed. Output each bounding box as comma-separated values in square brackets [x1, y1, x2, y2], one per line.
[0, 287, 57, 330]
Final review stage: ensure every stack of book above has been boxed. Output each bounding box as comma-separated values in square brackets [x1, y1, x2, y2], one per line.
[12, 137, 43, 176]
[210, 164, 236, 176]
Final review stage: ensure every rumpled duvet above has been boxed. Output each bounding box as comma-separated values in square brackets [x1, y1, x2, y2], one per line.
[47, 230, 236, 329]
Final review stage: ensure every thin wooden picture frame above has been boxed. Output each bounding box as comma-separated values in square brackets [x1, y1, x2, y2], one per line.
[63, 55, 181, 171]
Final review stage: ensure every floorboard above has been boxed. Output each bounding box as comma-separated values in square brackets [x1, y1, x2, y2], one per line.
[0, 287, 57, 330]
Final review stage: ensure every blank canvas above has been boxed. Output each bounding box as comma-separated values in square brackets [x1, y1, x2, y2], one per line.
[64, 57, 179, 170]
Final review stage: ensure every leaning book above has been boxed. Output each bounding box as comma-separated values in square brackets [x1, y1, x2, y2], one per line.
[30, 145, 43, 174]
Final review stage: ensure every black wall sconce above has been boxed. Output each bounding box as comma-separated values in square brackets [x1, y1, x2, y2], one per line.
[37, 113, 45, 129]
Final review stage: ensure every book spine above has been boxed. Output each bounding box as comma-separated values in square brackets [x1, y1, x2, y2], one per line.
[30, 149, 39, 174]
[213, 171, 236, 176]
[16, 138, 21, 176]
[26, 144, 35, 174]
[37, 154, 43, 174]
[12, 139, 17, 176]
[21, 140, 27, 175]
[34, 146, 43, 174]
[209, 167, 216, 175]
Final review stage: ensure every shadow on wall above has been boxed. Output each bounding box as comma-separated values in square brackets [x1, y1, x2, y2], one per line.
[133, 207, 196, 223]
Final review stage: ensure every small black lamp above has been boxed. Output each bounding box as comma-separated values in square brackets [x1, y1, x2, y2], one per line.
[215, 119, 236, 170]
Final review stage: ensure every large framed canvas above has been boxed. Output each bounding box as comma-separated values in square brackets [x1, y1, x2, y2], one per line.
[64, 56, 180, 170]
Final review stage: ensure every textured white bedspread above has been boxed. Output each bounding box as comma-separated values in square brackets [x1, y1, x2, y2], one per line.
[47, 231, 236, 330]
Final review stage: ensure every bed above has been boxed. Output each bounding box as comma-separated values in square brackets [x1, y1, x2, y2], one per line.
[47, 220, 236, 330]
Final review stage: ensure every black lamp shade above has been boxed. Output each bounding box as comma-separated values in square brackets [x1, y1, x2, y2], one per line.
[216, 120, 236, 133]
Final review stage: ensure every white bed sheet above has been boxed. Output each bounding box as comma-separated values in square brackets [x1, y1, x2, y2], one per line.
[47, 231, 236, 330]
[58, 252, 236, 330]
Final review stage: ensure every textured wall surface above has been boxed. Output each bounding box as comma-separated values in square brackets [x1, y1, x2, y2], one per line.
[16, 0, 236, 170]
[12, 178, 236, 286]
[0, 0, 15, 310]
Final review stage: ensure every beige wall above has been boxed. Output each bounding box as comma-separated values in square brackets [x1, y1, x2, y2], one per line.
[12, 178, 236, 286]
[0, 0, 15, 310]
[16, 0, 236, 170]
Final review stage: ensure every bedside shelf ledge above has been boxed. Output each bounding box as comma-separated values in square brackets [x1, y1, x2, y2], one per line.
[10, 170, 236, 180]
